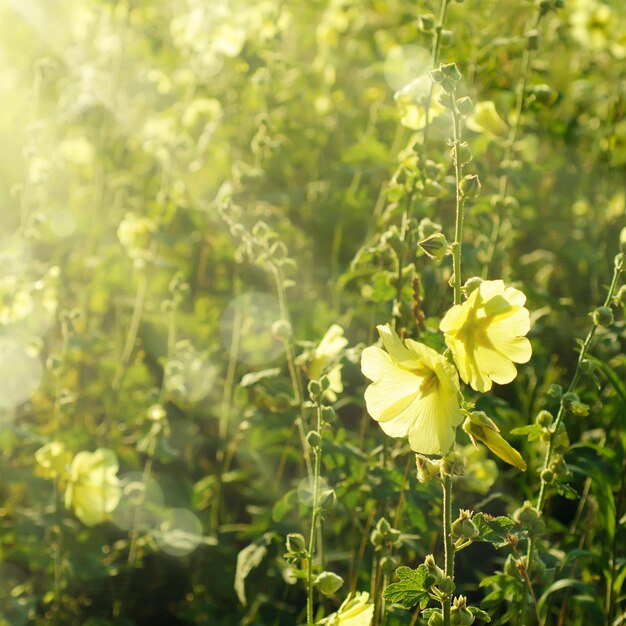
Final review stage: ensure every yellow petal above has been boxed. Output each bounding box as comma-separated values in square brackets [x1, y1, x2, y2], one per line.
[376, 324, 412, 363]
[474, 345, 518, 385]
[482, 428, 527, 471]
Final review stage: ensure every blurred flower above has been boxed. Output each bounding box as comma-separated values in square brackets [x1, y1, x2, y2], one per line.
[0, 276, 33, 325]
[117, 212, 156, 263]
[65, 449, 121, 526]
[319, 591, 374, 625]
[361, 324, 463, 454]
[307, 324, 348, 402]
[394, 76, 447, 131]
[35, 441, 71, 480]
[463, 411, 526, 471]
[466, 101, 508, 138]
[440, 279, 531, 393]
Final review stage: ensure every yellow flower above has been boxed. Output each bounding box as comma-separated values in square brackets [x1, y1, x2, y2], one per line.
[65, 449, 122, 526]
[361, 324, 463, 455]
[308, 324, 349, 402]
[440, 280, 532, 393]
[319, 591, 374, 626]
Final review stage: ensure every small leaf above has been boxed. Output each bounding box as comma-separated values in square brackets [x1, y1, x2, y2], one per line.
[510, 423, 542, 442]
[472, 513, 517, 548]
[383, 564, 433, 609]
[234, 538, 269, 606]
[240, 367, 282, 387]
[469, 606, 492, 622]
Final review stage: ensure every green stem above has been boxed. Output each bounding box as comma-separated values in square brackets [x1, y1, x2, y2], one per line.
[523, 255, 623, 624]
[450, 103, 465, 306]
[442, 473, 454, 626]
[306, 403, 323, 625]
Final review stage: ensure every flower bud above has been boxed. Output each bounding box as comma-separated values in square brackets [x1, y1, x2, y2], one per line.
[527, 29, 540, 50]
[428, 611, 444, 626]
[440, 30, 454, 46]
[318, 489, 336, 512]
[306, 430, 321, 450]
[315, 571, 344, 596]
[547, 384, 563, 399]
[451, 510, 479, 540]
[592, 306, 614, 327]
[419, 232, 449, 261]
[272, 319, 292, 340]
[320, 406, 336, 423]
[437, 91, 455, 109]
[453, 142, 473, 166]
[286, 533, 306, 554]
[430, 63, 462, 94]
[319, 375, 331, 392]
[441, 451, 466, 478]
[456, 97, 473, 117]
[615, 285, 626, 306]
[380, 555, 399, 574]
[535, 410, 553, 428]
[424, 554, 445, 582]
[460, 174, 481, 198]
[513, 501, 545, 535]
[540, 468, 555, 484]
[416, 454, 442, 482]
[418, 217, 443, 239]
[561, 392, 579, 410]
[462, 276, 483, 296]
[417, 14, 435, 32]
[531, 84, 555, 106]
[450, 596, 474, 626]
[308, 379, 321, 401]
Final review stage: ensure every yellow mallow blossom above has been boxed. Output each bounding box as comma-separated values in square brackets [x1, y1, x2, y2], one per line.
[65, 449, 122, 526]
[35, 442, 72, 480]
[319, 591, 374, 626]
[361, 325, 463, 455]
[440, 279, 532, 393]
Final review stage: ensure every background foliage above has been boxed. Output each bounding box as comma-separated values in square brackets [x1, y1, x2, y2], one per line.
[1, 0, 625, 624]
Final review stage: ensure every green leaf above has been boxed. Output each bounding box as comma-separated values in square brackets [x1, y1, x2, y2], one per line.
[234, 536, 271, 606]
[469, 606, 492, 622]
[472, 513, 517, 547]
[272, 488, 298, 523]
[240, 367, 282, 387]
[383, 564, 433, 609]
[510, 423, 542, 442]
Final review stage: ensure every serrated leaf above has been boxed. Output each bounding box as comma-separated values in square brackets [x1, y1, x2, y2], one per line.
[383, 564, 433, 609]
[472, 513, 517, 548]
[469, 606, 491, 622]
[234, 539, 269, 606]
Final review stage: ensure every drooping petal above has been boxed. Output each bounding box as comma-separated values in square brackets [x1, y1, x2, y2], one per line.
[376, 324, 412, 362]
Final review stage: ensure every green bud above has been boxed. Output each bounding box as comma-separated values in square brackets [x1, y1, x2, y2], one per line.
[424, 554, 445, 582]
[453, 142, 473, 167]
[440, 62, 462, 82]
[319, 375, 331, 392]
[513, 501, 545, 535]
[456, 97, 473, 117]
[615, 252, 625, 270]
[535, 410, 553, 428]
[286, 532, 306, 554]
[561, 391, 579, 410]
[271, 319, 292, 340]
[462, 276, 483, 296]
[569, 400, 590, 416]
[380, 555, 399, 575]
[439, 576, 455, 595]
[306, 430, 321, 450]
[307, 379, 321, 400]
[440, 29, 454, 46]
[541, 468, 555, 484]
[419, 232, 449, 261]
[459, 174, 481, 198]
[547, 384, 563, 399]
[441, 451, 466, 478]
[417, 14, 435, 32]
[430, 63, 462, 94]
[416, 454, 442, 482]
[579, 359, 595, 375]
[451, 510, 479, 540]
[318, 489, 336, 512]
[315, 571, 344, 596]
[450, 596, 474, 626]
[423, 179, 447, 197]
[437, 91, 455, 109]
[531, 84, 555, 105]
[538, 0, 552, 15]
[527, 29, 540, 50]
[424, 160, 444, 180]
[320, 406, 336, 423]
[428, 611, 444, 626]
[592, 306, 614, 327]
[615, 285, 626, 306]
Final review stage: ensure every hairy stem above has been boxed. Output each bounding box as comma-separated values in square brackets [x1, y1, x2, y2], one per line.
[442, 474, 454, 626]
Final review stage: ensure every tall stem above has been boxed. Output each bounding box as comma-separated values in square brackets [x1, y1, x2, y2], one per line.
[522, 255, 622, 624]
[442, 474, 454, 626]
[451, 104, 465, 306]
[306, 403, 323, 625]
